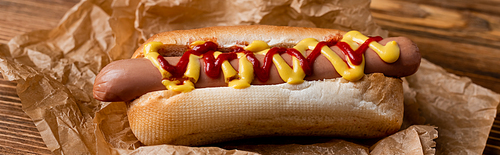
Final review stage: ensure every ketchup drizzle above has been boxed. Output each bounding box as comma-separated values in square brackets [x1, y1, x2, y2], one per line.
[157, 37, 382, 82]
[202, 51, 238, 78]
[157, 42, 218, 78]
[336, 36, 383, 66]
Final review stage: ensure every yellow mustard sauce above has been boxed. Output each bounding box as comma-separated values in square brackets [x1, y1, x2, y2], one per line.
[227, 53, 254, 89]
[342, 31, 400, 63]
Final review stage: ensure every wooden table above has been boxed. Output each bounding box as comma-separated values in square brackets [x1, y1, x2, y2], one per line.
[0, 1, 81, 154]
[0, 0, 499, 154]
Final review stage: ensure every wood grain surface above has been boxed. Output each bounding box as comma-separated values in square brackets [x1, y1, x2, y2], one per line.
[0, 0, 499, 154]
[370, 1, 500, 153]
[371, 0, 500, 94]
[0, 0, 79, 154]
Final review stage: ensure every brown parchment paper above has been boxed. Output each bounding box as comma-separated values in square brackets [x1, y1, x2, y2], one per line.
[0, 0, 499, 154]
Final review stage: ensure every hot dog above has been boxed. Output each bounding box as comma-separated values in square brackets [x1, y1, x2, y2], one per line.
[93, 25, 420, 146]
[94, 32, 419, 101]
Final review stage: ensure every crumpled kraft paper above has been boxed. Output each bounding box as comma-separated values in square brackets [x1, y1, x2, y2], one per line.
[0, 0, 498, 154]
[405, 59, 500, 154]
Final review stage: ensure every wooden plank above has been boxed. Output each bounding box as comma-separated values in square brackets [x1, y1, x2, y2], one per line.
[371, 1, 500, 154]
[0, 0, 79, 44]
[0, 0, 79, 154]
[0, 76, 52, 155]
[371, 0, 500, 93]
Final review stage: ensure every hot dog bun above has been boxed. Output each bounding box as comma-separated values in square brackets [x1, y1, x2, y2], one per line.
[115, 25, 414, 146]
[129, 73, 403, 146]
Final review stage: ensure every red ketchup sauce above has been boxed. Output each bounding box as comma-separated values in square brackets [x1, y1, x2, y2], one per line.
[156, 37, 382, 82]
[336, 36, 383, 65]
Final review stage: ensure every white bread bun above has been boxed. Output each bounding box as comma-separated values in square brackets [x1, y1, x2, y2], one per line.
[128, 73, 404, 146]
